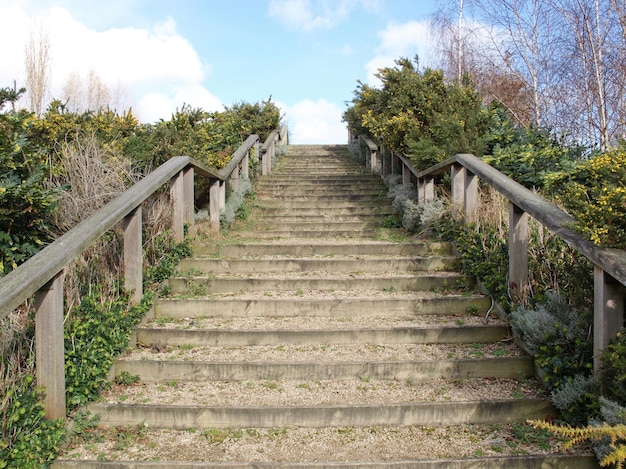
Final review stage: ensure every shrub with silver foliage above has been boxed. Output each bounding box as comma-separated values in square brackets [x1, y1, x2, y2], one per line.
[551, 374, 596, 412]
[220, 178, 252, 226]
[510, 292, 582, 355]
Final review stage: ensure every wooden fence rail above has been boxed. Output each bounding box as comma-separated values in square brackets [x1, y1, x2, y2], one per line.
[354, 135, 626, 375]
[0, 129, 285, 420]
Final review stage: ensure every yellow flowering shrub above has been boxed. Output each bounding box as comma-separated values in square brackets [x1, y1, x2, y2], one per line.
[547, 148, 626, 248]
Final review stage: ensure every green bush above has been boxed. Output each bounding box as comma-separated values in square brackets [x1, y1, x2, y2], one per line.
[482, 122, 582, 190]
[0, 375, 66, 468]
[548, 148, 626, 249]
[550, 375, 599, 426]
[0, 87, 56, 275]
[343, 57, 490, 168]
[454, 221, 510, 308]
[144, 230, 193, 285]
[64, 290, 152, 409]
[601, 329, 626, 405]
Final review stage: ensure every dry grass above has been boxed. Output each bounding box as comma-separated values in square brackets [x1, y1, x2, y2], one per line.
[51, 134, 138, 232]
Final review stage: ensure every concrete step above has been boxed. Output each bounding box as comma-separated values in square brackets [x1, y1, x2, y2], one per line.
[154, 294, 491, 318]
[166, 273, 474, 295]
[251, 207, 393, 217]
[255, 193, 386, 202]
[255, 179, 381, 188]
[52, 451, 598, 468]
[259, 176, 378, 184]
[251, 213, 390, 223]
[254, 199, 391, 209]
[136, 325, 509, 347]
[86, 399, 554, 430]
[192, 241, 453, 257]
[178, 256, 459, 274]
[255, 187, 384, 197]
[234, 220, 384, 232]
[228, 229, 384, 239]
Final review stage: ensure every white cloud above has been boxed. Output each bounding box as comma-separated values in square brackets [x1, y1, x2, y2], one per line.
[268, 0, 382, 32]
[366, 20, 436, 85]
[0, 3, 219, 123]
[138, 84, 222, 123]
[280, 98, 347, 144]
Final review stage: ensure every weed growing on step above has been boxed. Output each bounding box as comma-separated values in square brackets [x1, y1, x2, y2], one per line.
[381, 214, 403, 229]
[114, 371, 140, 386]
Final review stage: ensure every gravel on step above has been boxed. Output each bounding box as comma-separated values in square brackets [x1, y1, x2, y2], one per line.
[101, 377, 545, 407]
[122, 341, 522, 363]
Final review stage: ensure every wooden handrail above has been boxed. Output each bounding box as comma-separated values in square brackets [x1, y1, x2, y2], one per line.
[355, 135, 626, 374]
[0, 156, 207, 320]
[0, 130, 284, 420]
[218, 134, 259, 180]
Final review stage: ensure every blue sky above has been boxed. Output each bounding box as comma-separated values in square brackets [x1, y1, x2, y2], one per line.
[1, 0, 440, 143]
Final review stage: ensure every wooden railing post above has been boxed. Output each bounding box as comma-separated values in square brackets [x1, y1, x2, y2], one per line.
[418, 177, 435, 204]
[183, 167, 194, 231]
[509, 203, 529, 299]
[370, 147, 378, 174]
[382, 150, 389, 177]
[465, 170, 478, 224]
[391, 153, 400, 175]
[219, 181, 226, 212]
[230, 164, 240, 192]
[402, 162, 412, 188]
[451, 164, 465, 219]
[209, 178, 221, 233]
[123, 206, 143, 304]
[35, 271, 66, 420]
[262, 145, 272, 176]
[170, 170, 185, 242]
[242, 152, 249, 180]
[594, 267, 625, 373]
[253, 141, 260, 177]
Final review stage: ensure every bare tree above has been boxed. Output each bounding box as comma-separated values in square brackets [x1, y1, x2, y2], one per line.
[551, 0, 613, 148]
[431, 0, 536, 126]
[87, 70, 110, 111]
[62, 72, 84, 113]
[61, 70, 131, 113]
[432, 0, 472, 84]
[610, 0, 626, 140]
[24, 25, 51, 116]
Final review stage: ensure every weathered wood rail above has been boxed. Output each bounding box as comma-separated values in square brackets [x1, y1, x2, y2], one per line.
[0, 128, 286, 420]
[354, 135, 626, 374]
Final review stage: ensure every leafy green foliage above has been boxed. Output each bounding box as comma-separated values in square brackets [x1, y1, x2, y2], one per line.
[0, 87, 57, 274]
[481, 115, 583, 190]
[601, 329, 626, 406]
[144, 230, 193, 285]
[551, 375, 600, 426]
[127, 98, 280, 171]
[548, 148, 626, 248]
[30, 100, 139, 158]
[509, 294, 595, 424]
[451, 220, 510, 308]
[0, 375, 66, 468]
[114, 371, 140, 386]
[64, 290, 152, 409]
[343, 57, 491, 169]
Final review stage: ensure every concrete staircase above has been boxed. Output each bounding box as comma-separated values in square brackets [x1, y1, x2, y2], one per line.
[53, 145, 597, 468]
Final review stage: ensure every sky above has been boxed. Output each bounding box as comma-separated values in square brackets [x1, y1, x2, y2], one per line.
[0, 0, 441, 144]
